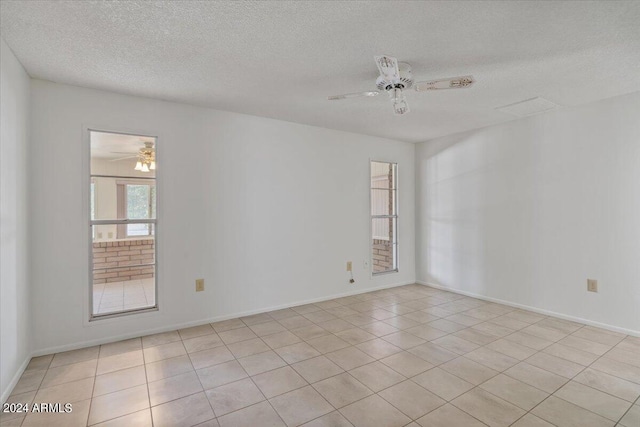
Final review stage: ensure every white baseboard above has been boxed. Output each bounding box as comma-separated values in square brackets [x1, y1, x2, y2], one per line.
[1, 355, 31, 404]
[31, 280, 416, 357]
[417, 281, 640, 338]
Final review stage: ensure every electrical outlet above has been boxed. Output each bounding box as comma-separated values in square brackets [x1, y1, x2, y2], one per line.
[196, 278, 205, 292]
[346, 261, 352, 272]
[587, 279, 598, 293]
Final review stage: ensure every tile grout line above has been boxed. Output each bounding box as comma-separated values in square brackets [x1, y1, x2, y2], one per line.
[142, 340, 154, 427]
[85, 349, 100, 427]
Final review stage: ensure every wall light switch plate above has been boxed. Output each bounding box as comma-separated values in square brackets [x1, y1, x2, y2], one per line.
[346, 262, 352, 272]
[196, 279, 205, 292]
[587, 279, 598, 293]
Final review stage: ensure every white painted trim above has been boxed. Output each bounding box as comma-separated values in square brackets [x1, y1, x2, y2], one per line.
[31, 281, 415, 357]
[417, 281, 640, 338]
[1, 356, 31, 404]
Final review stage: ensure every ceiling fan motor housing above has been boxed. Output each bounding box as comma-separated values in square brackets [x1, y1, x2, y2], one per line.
[376, 62, 414, 91]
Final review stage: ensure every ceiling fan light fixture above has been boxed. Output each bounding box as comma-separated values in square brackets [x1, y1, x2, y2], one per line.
[132, 141, 156, 172]
[393, 99, 409, 115]
[390, 88, 409, 115]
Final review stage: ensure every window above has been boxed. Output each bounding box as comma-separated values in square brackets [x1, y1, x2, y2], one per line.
[371, 161, 397, 274]
[90, 130, 157, 318]
[116, 182, 156, 237]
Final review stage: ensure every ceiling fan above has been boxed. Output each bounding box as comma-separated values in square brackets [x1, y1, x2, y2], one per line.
[328, 55, 474, 115]
[109, 141, 156, 172]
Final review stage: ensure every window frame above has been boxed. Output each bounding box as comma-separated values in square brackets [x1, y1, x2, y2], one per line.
[90, 179, 96, 239]
[370, 160, 399, 276]
[88, 129, 159, 321]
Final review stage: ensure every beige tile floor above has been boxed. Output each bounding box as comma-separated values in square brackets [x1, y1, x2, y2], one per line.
[3, 284, 640, 427]
[92, 278, 155, 315]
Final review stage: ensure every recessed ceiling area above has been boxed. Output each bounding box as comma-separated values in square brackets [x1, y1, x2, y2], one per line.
[1, 1, 639, 142]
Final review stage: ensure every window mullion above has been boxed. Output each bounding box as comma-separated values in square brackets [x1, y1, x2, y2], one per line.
[91, 219, 157, 225]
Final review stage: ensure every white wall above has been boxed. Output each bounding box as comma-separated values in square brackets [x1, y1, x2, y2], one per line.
[416, 92, 640, 334]
[29, 80, 416, 353]
[0, 39, 31, 401]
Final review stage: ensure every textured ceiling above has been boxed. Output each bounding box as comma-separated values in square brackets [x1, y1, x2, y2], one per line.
[2, 1, 639, 142]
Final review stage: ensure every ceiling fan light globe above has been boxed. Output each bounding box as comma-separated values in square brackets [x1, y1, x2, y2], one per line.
[393, 99, 409, 115]
[141, 163, 150, 173]
[391, 88, 405, 101]
[150, 161, 156, 170]
[134, 161, 143, 171]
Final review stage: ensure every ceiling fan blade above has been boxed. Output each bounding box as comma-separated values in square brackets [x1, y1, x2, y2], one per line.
[327, 91, 379, 100]
[374, 55, 400, 83]
[109, 155, 138, 162]
[414, 75, 475, 92]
